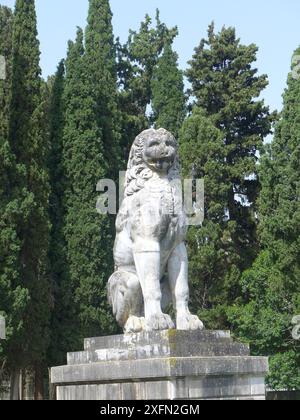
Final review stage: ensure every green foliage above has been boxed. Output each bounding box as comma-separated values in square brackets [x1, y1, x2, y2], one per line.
[0, 4, 28, 368]
[182, 24, 274, 328]
[180, 109, 233, 325]
[268, 352, 300, 391]
[48, 61, 66, 288]
[228, 48, 300, 390]
[62, 1, 120, 343]
[0, 6, 13, 138]
[0, 4, 14, 202]
[1, 0, 51, 371]
[2, 0, 300, 395]
[46, 61, 78, 366]
[151, 42, 186, 138]
[117, 10, 178, 161]
[85, 0, 121, 175]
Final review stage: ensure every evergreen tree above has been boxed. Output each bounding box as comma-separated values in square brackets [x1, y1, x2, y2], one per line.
[0, 6, 13, 136]
[48, 61, 65, 298]
[6, 0, 51, 397]
[63, 4, 118, 342]
[81, 2, 119, 336]
[151, 42, 186, 138]
[182, 24, 274, 327]
[0, 5, 13, 207]
[117, 10, 178, 160]
[47, 61, 77, 366]
[0, 6, 25, 383]
[180, 108, 230, 324]
[228, 48, 300, 390]
[60, 30, 85, 348]
[85, 0, 120, 175]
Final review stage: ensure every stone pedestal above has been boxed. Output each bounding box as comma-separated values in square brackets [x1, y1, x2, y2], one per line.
[51, 330, 268, 401]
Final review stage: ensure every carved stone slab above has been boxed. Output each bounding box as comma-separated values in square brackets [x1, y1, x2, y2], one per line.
[51, 330, 268, 400]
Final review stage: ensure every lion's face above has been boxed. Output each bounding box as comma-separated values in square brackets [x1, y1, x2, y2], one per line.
[142, 130, 177, 174]
[125, 129, 180, 197]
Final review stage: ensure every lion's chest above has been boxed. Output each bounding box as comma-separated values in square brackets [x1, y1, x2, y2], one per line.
[144, 178, 176, 217]
[128, 178, 186, 246]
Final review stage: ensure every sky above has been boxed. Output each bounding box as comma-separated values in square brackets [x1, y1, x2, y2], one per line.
[1, 0, 300, 112]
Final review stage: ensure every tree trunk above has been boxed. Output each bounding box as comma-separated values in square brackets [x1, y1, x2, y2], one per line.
[24, 369, 35, 400]
[34, 364, 44, 400]
[10, 369, 20, 400]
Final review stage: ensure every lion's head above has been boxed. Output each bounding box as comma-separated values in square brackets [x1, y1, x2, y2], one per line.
[125, 128, 181, 197]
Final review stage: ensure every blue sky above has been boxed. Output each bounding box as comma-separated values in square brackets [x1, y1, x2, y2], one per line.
[1, 0, 300, 111]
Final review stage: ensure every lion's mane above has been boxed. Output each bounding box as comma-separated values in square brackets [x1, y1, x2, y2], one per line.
[124, 128, 181, 197]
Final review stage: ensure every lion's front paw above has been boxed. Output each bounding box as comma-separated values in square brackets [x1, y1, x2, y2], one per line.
[124, 316, 146, 334]
[145, 313, 175, 332]
[177, 313, 204, 331]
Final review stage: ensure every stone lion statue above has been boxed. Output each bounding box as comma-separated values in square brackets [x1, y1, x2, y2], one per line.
[108, 128, 204, 333]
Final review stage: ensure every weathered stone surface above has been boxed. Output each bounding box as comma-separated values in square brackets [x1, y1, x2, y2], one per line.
[50, 126, 270, 400]
[84, 330, 232, 351]
[68, 343, 249, 365]
[52, 356, 268, 385]
[68, 330, 249, 365]
[108, 129, 204, 333]
[55, 374, 267, 401]
[51, 330, 268, 400]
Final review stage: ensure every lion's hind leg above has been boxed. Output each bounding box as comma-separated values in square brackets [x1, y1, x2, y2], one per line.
[108, 270, 144, 333]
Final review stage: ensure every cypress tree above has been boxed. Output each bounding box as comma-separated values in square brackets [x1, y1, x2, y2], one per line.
[80, 0, 119, 336]
[0, 6, 25, 383]
[61, 30, 85, 348]
[48, 61, 65, 295]
[6, 0, 51, 397]
[0, 5, 13, 209]
[0, 6, 13, 136]
[85, 0, 120, 175]
[117, 10, 178, 160]
[151, 42, 186, 138]
[228, 48, 300, 390]
[183, 24, 275, 327]
[63, 3, 118, 341]
[47, 60, 78, 366]
[180, 108, 229, 323]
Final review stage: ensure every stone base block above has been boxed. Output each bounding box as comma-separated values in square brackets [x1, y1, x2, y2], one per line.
[51, 330, 268, 401]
